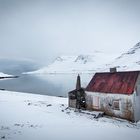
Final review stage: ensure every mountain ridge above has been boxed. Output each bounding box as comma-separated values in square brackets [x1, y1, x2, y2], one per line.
[27, 42, 140, 74]
[27, 52, 117, 74]
[104, 42, 140, 71]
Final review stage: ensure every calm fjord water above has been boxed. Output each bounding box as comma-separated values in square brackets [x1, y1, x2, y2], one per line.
[0, 74, 92, 97]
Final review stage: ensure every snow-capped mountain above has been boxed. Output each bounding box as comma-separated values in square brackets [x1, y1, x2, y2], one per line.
[104, 42, 140, 71]
[0, 72, 13, 77]
[29, 52, 116, 74]
[27, 42, 140, 74]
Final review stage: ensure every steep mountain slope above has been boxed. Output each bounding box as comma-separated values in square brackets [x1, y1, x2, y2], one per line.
[104, 42, 140, 71]
[30, 52, 116, 74]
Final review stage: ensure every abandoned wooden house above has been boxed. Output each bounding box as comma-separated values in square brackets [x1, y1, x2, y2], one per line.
[68, 69, 140, 122]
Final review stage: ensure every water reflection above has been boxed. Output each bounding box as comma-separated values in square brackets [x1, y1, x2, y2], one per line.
[0, 74, 93, 97]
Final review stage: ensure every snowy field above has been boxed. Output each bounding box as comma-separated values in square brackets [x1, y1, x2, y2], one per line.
[0, 90, 140, 140]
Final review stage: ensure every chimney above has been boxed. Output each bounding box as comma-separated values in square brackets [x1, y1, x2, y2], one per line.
[76, 74, 81, 90]
[110, 67, 117, 73]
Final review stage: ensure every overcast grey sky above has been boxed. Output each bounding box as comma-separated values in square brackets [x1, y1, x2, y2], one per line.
[0, 0, 140, 65]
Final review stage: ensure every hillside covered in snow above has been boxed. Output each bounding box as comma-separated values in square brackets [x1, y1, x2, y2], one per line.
[27, 42, 140, 74]
[104, 42, 140, 71]
[28, 52, 117, 74]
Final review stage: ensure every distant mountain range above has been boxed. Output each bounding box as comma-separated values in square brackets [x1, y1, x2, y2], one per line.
[0, 72, 13, 77]
[28, 52, 116, 74]
[27, 42, 140, 74]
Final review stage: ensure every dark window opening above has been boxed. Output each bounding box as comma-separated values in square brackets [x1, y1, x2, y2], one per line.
[113, 100, 120, 110]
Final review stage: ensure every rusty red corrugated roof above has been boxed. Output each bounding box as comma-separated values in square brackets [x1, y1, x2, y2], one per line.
[86, 71, 140, 95]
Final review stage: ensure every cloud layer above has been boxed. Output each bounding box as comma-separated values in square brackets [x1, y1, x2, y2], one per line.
[0, 0, 140, 65]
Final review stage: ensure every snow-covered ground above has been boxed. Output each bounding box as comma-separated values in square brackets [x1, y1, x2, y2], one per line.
[0, 90, 140, 140]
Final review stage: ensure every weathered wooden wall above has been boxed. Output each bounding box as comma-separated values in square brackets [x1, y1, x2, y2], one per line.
[134, 73, 140, 121]
[85, 91, 134, 121]
[69, 99, 76, 108]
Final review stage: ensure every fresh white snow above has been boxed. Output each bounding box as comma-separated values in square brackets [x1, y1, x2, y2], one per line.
[0, 90, 140, 140]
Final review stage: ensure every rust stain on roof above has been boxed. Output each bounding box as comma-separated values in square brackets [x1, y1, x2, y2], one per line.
[86, 71, 139, 95]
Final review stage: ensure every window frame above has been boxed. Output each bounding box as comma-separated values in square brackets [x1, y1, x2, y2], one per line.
[112, 100, 120, 110]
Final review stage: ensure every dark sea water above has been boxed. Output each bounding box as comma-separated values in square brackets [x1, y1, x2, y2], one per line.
[0, 74, 92, 97]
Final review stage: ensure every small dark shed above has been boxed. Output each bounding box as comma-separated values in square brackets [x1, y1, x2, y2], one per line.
[68, 75, 86, 109]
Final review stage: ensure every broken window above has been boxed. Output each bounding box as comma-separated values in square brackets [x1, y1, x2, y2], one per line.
[113, 100, 120, 110]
